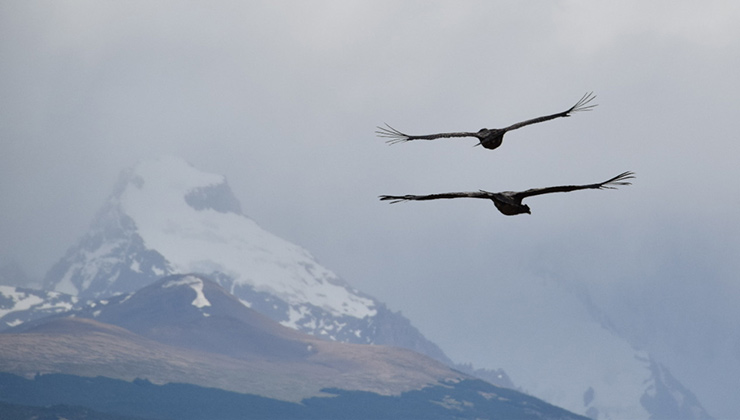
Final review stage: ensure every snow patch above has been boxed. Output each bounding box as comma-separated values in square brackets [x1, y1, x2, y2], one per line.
[37, 300, 74, 312]
[0, 286, 44, 318]
[5, 318, 23, 328]
[55, 267, 80, 296]
[163, 275, 211, 308]
[283, 305, 311, 330]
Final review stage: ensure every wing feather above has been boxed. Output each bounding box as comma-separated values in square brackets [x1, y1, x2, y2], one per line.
[502, 92, 597, 132]
[379, 191, 492, 204]
[376, 123, 479, 145]
[513, 171, 634, 200]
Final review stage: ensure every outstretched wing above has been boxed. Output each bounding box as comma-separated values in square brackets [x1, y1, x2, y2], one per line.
[512, 171, 635, 200]
[376, 123, 479, 145]
[502, 92, 597, 132]
[379, 191, 492, 204]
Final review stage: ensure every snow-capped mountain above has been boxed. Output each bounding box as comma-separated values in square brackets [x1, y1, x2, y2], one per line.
[38, 156, 712, 420]
[43, 156, 448, 362]
[0, 286, 79, 329]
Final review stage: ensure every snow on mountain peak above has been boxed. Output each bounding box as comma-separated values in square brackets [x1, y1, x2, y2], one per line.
[46, 156, 377, 325]
[116, 156, 376, 320]
[44, 156, 448, 367]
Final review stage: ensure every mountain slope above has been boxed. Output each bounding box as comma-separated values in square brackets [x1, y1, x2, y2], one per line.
[469, 272, 713, 420]
[8, 275, 459, 400]
[0, 274, 588, 420]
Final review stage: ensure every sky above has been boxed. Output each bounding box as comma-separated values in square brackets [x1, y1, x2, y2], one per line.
[2, 1, 740, 417]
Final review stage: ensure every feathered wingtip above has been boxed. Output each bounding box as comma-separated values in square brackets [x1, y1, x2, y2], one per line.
[375, 123, 411, 145]
[568, 92, 598, 114]
[599, 171, 635, 189]
[379, 194, 407, 204]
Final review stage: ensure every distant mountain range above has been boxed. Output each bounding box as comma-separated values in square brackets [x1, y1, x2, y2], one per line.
[0, 156, 714, 419]
[0, 274, 587, 420]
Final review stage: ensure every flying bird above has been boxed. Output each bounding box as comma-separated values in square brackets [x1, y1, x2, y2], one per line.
[376, 92, 597, 150]
[379, 171, 634, 216]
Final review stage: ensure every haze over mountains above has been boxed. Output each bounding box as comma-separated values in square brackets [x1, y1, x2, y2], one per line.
[0, 157, 713, 419]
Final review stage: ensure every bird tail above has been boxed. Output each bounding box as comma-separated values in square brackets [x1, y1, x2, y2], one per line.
[598, 171, 635, 189]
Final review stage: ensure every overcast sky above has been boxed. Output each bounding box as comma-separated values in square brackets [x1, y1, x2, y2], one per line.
[2, 1, 740, 417]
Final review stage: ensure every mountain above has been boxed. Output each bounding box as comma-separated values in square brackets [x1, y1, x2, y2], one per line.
[5, 275, 459, 400]
[0, 274, 588, 420]
[471, 274, 713, 420]
[43, 156, 449, 363]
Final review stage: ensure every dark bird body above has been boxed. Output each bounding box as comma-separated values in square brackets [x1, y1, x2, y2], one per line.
[376, 92, 597, 150]
[380, 171, 634, 216]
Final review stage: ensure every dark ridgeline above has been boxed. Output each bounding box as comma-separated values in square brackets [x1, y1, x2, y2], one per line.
[0, 373, 589, 420]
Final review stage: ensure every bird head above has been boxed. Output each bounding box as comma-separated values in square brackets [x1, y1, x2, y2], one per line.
[523, 204, 531, 214]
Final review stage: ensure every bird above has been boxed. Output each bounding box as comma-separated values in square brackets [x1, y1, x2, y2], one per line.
[376, 92, 597, 150]
[379, 171, 634, 216]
